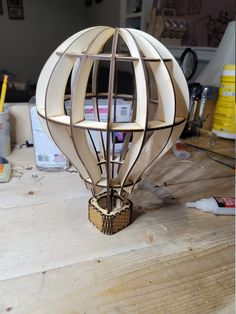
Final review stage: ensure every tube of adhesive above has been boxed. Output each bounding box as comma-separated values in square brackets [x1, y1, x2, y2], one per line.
[186, 197, 235, 215]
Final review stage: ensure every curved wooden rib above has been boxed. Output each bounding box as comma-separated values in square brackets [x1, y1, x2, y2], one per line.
[119, 28, 176, 186]
[117, 28, 148, 189]
[36, 28, 101, 184]
[129, 29, 176, 123]
[126, 123, 186, 194]
[130, 29, 189, 117]
[40, 27, 114, 191]
[71, 28, 115, 123]
[47, 122, 90, 181]
[117, 27, 177, 191]
[122, 29, 189, 189]
[70, 27, 115, 191]
[36, 26, 97, 112]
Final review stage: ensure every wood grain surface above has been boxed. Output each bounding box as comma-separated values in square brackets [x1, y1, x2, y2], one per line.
[0, 140, 234, 314]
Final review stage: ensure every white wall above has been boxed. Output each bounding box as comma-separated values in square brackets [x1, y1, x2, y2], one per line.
[84, 0, 121, 28]
[0, 0, 86, 84]
[0, 0, 122, 85]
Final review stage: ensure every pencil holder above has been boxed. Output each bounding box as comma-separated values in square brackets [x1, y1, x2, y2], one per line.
[0, 110, 11, 157]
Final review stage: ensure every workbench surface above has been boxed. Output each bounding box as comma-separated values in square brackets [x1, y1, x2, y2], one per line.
[0, 139, 235, 314]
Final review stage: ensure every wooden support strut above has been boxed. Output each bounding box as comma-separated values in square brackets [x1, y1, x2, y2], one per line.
[92, 59, 106, 167]
[119, 28, 149, 196]
[106, 28, 119, 213]
[69, 27, 114, 196]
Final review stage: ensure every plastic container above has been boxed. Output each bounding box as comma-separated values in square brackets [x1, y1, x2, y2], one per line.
[0, 163, 11, 182]
[186, 197, 235, 215]
[212, 64, 236, 139]
[29, 96, 69, 171]
[0, 109, 11, 157]
[172, 140, 191, 159]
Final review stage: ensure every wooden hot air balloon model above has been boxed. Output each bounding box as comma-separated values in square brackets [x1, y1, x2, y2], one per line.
[36, 26, 189, 234]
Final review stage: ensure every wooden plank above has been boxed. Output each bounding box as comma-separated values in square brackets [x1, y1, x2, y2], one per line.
[184, 133, 235, 159]
[139, 149, 235, 200]
[0, 208, 234, 314]
[0, 146, 234, 313]
[0, 174, 234, 281]
[0, 149, 89, 210]
[0, 243, 234, 314]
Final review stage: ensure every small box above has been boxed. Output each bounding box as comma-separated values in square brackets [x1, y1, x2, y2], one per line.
[88, 192, 133, 234]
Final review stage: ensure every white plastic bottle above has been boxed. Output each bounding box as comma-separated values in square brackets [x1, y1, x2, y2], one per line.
[186, 197, 235, 215]
[29, 96, 69, 171]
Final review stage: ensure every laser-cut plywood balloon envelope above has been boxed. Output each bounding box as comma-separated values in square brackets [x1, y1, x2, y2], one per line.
[36, 26, 189, 234]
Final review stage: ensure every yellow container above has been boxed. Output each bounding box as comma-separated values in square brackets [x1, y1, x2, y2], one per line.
[212, 64, 236, 139]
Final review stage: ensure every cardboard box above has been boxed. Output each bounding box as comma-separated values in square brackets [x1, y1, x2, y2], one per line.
[65, 98, 132, 152]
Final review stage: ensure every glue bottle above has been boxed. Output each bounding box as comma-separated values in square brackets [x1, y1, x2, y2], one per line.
[186, 197, 235, 215]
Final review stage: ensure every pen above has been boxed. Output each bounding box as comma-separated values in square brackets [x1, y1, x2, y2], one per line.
[199, 87, 208, 120]
[189, 97, 198, 122]
[0, 75, 8, 113]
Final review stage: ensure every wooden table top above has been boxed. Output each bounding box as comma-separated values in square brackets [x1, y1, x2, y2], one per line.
[0, 137, 235, 314]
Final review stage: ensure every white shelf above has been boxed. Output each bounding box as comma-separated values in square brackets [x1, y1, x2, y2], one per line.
[168, 46, 216, 62]
[120, 0, 153, 31]
[126, 12, 142, 19]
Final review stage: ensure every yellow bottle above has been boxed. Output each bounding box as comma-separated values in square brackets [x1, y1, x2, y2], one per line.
[212, 64, 236, 139]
